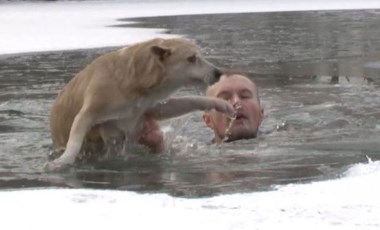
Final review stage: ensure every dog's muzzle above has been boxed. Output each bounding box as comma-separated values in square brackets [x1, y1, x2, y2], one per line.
[209, 68, 222, 85]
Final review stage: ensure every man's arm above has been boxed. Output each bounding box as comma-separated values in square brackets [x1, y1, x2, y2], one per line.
[145, 96, 234, 120]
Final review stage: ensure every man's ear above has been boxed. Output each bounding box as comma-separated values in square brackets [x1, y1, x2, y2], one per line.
[258, 107, 264, 125]
[151, 45, 172, 61]
[202, 113, 214, 129]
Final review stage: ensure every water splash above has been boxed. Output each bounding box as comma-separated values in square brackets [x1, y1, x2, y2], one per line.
[222, 103, 242, 142]
[222, 115, 236, 142]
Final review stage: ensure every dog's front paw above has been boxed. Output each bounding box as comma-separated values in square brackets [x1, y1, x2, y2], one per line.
[44, 159, 72, 172]
[213, 99, 235, 116]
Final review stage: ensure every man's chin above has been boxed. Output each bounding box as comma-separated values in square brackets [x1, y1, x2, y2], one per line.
[231, 119, 251, 130]
[224, 127, 257, 142]
[230, 118, 243, 126]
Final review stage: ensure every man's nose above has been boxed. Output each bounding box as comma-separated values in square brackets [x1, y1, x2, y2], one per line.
[231, 94, 241, 104]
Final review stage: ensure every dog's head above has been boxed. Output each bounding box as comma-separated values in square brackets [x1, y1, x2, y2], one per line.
[150, 38, 222, 87]
[119, 38, 222, 92]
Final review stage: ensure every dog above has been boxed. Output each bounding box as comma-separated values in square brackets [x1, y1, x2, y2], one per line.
[47, 38, 234, 171]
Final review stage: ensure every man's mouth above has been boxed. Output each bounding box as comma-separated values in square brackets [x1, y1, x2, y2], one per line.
[235, 112, 246, 119]
[232, 113, 247, 123]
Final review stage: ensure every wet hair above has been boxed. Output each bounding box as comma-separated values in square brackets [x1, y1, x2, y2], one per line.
[222, 69, 249, 78]
[207, 70, 261, 104]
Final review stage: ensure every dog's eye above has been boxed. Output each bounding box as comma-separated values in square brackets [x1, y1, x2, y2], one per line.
[187, 54, 196, 63]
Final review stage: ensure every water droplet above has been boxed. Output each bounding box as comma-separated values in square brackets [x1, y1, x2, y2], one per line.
[233, 103, 242, 110]
[223, 114, 237, 142]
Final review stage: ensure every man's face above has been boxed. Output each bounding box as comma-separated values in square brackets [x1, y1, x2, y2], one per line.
[203, 74, 264, 142]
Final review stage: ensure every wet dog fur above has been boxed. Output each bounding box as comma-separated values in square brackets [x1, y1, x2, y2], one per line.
[47, 38, 233, 171]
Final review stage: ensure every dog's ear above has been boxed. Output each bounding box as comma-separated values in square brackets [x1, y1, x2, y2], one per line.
[151, 45, 172, 61]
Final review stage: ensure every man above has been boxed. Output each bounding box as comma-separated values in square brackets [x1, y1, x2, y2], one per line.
[202, 73, 264, 143]
[141, 72, 263, 149]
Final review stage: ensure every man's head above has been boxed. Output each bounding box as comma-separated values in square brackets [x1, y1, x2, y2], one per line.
[202, 73, 264, 143]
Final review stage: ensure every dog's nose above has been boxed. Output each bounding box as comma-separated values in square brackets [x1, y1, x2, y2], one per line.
[213, 68, 222, 82]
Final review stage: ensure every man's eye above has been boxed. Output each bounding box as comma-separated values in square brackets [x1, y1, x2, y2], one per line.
[187, 54, 196, 63]
[240, 91, 253, 99]
[219, 94, 231, 101]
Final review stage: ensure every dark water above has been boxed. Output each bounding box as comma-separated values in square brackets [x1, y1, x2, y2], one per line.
[1, 10, 380, 197]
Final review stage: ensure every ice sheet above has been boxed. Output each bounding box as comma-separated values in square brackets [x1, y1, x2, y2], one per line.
[1, 160, 379, 230]
[1, 0, 380, 54]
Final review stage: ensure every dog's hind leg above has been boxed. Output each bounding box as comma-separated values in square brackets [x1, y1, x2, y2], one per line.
[46, 109, 95, 171]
